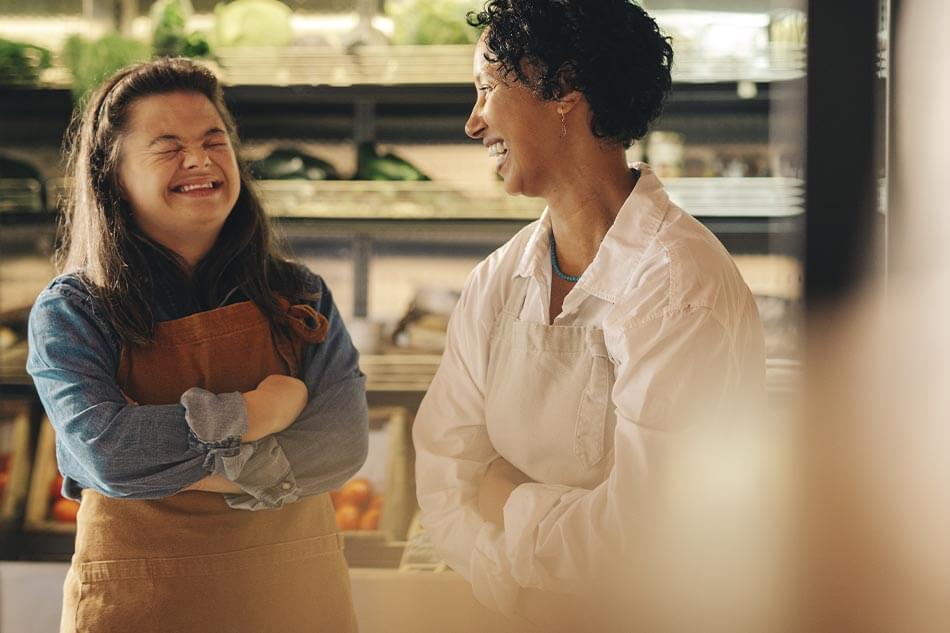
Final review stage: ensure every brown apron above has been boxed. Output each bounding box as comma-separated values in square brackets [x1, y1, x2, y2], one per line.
[60, 299, 359, 633]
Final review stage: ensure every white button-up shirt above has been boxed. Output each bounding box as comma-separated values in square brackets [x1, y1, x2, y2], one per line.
[413, 165, 766, 614]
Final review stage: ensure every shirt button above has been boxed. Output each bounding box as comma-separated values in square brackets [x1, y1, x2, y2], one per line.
[280, 482, 293, 491]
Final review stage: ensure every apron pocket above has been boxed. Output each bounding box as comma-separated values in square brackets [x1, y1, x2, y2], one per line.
[74, 534, 354, 633]
[573, 353, 612, 469]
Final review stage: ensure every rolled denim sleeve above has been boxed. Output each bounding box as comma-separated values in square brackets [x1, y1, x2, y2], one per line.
[180, 388, 248, 451]
[26, 278, 244, 500]
[224, 273, 369, 510]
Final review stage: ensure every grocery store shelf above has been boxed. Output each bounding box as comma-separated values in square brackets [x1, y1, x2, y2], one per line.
[0, 81, 774, 145]
[15, 43, 803, 91]
[33, 176, 803, 221]
[364, 353, 800, 396]
[362, 354, 441, 393]
[262, 177, 804, 220]
[213, 43, 805, 87]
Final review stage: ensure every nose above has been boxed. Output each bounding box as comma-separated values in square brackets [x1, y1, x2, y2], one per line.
[182, 145, 211, 169]
[465, 102, 486, 140]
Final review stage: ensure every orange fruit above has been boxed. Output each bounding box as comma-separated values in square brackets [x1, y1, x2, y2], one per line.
[359, 507, 381, 531]
[338, 479, 372, 511]
[335, 504, 360, 531]
[368, 495, 384, 511]
[52, 498, 80, 523]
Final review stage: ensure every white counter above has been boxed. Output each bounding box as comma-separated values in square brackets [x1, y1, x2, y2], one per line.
[0, 563, 528, 633]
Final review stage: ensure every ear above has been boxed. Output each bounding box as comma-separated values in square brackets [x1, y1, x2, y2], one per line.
[556, 89, 583, 116]
[553, 64, 583, 114]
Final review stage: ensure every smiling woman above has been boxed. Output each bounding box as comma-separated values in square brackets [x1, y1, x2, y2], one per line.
[27, 58, 367, 633]
[118, 92, 240, 267]
[414, 2, 767, 630]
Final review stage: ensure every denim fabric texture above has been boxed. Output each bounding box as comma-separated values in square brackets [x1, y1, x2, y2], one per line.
[27, 265, 369, 510]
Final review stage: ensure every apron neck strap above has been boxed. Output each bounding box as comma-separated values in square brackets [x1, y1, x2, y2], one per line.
[502, 276, 531, 318]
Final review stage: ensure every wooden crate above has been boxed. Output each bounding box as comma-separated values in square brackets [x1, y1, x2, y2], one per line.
[334, 407, 417, 567]
[342, 531, 406, 570]
[24, 419, 76, 534]
[0, 401, 33, 521]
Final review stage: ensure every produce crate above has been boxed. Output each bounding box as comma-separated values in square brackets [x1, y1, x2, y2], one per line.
[0, 402, 33, 526]
[23, 419, 77, 535]
[336, 407, 417, 568]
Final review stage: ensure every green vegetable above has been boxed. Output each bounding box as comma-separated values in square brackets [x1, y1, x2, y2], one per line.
[62, 34, 150, 102]
[213, 0, 294, 47]
[0, 38, 52, 85]
[388, 0, 482, 46]
[355, 142, 429, 181]
[249, 147, 340, 181]
[152, 0, 212, 59]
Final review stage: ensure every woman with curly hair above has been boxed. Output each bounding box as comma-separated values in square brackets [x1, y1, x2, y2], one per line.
[413, 0, 767, 628]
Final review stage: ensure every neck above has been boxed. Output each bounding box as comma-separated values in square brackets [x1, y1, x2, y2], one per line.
[153, 232, 218, 274]
[544, 147, 638, 277]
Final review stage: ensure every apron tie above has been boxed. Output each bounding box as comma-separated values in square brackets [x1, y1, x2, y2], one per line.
[276, 297, 330, 344]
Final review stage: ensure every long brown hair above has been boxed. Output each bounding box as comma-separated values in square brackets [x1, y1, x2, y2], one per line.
[57, 57, 309, 345]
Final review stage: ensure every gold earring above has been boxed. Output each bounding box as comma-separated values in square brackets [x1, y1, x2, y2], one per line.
[559, 110, 567, 138]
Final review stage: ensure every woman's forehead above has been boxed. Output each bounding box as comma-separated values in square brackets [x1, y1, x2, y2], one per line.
[126, 92, 223, 136]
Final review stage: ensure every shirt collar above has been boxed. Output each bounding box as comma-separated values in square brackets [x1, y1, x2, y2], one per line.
[512, 163, 670, 304]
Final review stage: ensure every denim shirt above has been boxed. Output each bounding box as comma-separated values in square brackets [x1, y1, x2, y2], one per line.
[26, 265, 369, 511]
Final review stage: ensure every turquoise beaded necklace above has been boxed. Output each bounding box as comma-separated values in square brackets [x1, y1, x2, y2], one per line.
[549, 233, 581, 283]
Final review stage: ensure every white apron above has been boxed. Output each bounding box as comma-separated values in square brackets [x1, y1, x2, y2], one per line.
[484, 276, 618, 488]
[480, 276, 622, 630]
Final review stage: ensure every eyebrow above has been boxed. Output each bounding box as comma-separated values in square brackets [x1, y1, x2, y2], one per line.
[148, 127, 227, 147]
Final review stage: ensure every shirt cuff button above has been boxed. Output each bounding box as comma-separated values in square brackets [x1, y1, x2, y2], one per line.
[280, 482, 293, 491]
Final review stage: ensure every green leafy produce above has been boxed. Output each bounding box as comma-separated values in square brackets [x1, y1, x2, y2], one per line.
[388, 0, 481, 46]
[249, 147, 340, 181]
[355, 142, 429, 181]
[62, 34, 150, 102]
[152, 0, 212, 59]
[0, 38, 52, 85]
[213, 0, 294, 47]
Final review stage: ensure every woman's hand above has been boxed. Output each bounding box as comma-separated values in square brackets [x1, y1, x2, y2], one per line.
[477, 457, 534, 528]
[241, 374, 308, 443]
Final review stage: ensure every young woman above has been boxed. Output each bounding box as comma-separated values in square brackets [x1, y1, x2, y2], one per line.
[27, 58, 367, 632]
[413, 0, 767, 628]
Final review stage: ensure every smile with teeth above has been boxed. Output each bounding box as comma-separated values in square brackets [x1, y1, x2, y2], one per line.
[173, 181, 220, 193]
[487, 141, 508, 158]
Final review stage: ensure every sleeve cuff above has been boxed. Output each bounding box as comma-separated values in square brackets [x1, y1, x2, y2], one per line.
[502, 482, 575, 588]
[215, 437, 301, 511]
[181, 388, 248, 469]
[470, 522, 520, 616]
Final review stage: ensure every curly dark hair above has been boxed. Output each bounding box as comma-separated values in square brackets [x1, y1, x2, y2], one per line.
[468, 0, 673, 147]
